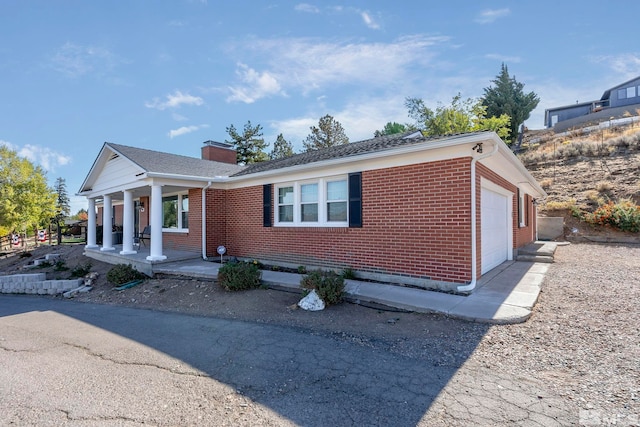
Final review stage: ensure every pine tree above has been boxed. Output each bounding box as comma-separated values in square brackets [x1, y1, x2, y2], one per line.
[269, 133, 294, 159]
[303, 115, 349, 152]
[225, 121, 269, 164]
[482, 63, 540, 143]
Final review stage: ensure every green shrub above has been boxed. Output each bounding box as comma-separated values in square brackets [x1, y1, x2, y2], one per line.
[71, 262, 92, 278]
[342, 268, 356, 280]
[53, 260, 68, 271]
[300, 270, 345, 305]
[297, 265, 307, 274]
[585, 199, 640, 232]
[106, 264, 146, 286]
[218, 261, 262, 291]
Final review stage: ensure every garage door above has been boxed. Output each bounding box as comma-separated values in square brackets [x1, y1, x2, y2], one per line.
[481, 186, 510, 274]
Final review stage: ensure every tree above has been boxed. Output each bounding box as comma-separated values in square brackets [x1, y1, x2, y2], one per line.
[53, 177, 70, 244]
[482, 63, 540, 143]
[269, 133, 295, 160]
[303, 115, 349, 152]
[225, 121, 269, 164]
[0, 145, 56, 241]
[374, 122, 412, 137]
[72, 209, 88, 221]
[405, 94, 511, 139]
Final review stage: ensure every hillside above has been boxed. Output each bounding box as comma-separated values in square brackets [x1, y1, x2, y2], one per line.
[517, 124, 640, 239]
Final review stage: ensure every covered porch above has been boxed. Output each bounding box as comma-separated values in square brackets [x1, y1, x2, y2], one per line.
[84, 245, 204, 277]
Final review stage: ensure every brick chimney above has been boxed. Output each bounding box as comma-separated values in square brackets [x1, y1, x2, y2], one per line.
[201, 140, 237, 164]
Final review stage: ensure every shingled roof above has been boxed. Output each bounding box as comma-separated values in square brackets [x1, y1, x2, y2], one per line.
[231, 131, 482, 177]
[106, 142, 246, 178]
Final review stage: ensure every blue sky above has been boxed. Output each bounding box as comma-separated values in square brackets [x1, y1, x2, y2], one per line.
[1, 1, 639, 214]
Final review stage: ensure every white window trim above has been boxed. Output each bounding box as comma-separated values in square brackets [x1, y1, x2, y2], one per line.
[274, 176, 349, 227]
[518, 189, 526, 228]
[162, 191, 189, 232]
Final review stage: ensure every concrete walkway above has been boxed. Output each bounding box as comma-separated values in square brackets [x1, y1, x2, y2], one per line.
[153, 242, 561, 324]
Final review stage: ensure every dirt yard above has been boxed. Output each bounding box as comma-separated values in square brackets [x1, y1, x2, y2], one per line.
[1, 242, 638, 423]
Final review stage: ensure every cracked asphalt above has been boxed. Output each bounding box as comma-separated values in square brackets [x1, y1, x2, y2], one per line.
[0, 295, 575, 426]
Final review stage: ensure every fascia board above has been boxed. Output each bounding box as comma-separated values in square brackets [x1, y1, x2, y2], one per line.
[222, 133, 493, 189]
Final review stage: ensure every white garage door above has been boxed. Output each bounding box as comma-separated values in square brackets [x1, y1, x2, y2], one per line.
[481, 186, 510, 274]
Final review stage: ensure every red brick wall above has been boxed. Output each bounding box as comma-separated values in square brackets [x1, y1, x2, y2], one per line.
[221, 158, 474, 283]
[162, 189, 200, 253]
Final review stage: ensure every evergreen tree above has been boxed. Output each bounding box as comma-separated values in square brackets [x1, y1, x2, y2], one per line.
[54, 177, 70, 244]
[269, 133, 295, 159]
[225, 121, 269, 164]
[482, 63, 540, 143]
[303, 115, 349, 152]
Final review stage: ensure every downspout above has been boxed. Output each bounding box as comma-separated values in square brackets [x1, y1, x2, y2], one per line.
[201, 181, 212, 260]
[457, 141, 500, 293]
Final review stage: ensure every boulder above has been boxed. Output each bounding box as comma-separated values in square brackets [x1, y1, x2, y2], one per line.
[298, 290, 325, 311]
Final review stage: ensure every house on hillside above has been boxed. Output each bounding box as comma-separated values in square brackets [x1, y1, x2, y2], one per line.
[78, 131, 546, 294]
[545, 76, 640, 130]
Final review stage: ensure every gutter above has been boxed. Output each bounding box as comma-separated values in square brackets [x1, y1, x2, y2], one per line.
[201, 181, 212, 260]
[456, 140, 500, 293]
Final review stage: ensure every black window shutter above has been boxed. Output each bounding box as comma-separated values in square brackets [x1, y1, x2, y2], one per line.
[348, 172, 362, 228]
[263, 184, 272, 227]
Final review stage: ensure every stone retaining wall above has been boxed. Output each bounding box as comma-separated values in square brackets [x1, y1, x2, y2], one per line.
[0, 273, 83, 295]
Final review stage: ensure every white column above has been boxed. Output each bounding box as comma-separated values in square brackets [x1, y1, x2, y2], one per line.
[120, 190, 137, 255]
[85, 198, 98, 249]
[100, 195, 115, 251]
[146, 184, 166, 261]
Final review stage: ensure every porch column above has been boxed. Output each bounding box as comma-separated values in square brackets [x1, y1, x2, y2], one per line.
[146, 184, 166, 261]
[85, 198, 98, 249]
[100, 195, 115, 251]
[120, 190, 137, 255]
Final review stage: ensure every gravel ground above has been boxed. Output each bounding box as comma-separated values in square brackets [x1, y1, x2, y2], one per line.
[470, 242, 640, 425]
[1, 242, 639, 425]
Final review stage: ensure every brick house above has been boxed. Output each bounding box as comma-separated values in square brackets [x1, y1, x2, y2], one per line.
[78, 131, 545, 294]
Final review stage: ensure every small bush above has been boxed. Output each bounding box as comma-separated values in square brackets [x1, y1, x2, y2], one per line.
[218, 261, 262, 291]
[71, 262, 92, 278]
[53, 260, 68, 271]
[300, 270, 345, 305]
[542, 198, 577, 212]
[539, 178, 553, 190]
[585, 199, 640, 232]
[596, 181, 613, 193]
[297, 265, 307, 274]
[106, 264, 146, 286]
[342, 268, 356, 280]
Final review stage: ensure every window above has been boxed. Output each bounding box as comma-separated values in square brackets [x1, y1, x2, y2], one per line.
[278, 186, 294, 222]
[327, 180, 347, 221]
[618, 88, 627, 100]
[162, 193, 189, 230]
[627, 86, 637, 98]
[518, 189, 527, 228]
[275, 177, 349, 226]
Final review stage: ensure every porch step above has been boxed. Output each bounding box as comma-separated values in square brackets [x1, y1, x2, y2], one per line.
[516, 254, 554, 263]
[516, 241, 560, 263]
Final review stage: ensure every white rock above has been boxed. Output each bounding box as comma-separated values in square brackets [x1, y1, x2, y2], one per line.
[298, 290, 325, 311]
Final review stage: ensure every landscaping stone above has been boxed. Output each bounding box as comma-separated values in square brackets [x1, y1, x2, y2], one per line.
[298, 290, 325, 311]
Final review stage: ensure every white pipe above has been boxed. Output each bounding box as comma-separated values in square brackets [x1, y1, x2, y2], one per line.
[457, 140, 500, 293]
[201, 181, 212, 259]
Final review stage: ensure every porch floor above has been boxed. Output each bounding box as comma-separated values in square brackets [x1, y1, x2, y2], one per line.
[84, 245, 204, 277]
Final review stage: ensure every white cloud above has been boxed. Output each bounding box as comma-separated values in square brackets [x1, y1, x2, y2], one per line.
[226, 63, 285, 103]
[295, 3, 320, 13]
[168, 124, 209, 138]
[50, 42, 119, 78]
[360, 11, 380, 29]
[591, 53, 640, 78]
[0, 140, 71, 172]
[485, 53, 521, 63]
[475, 8, 510, 24]
[145, 91, 204, 110]
[224, 34, 449, 103]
